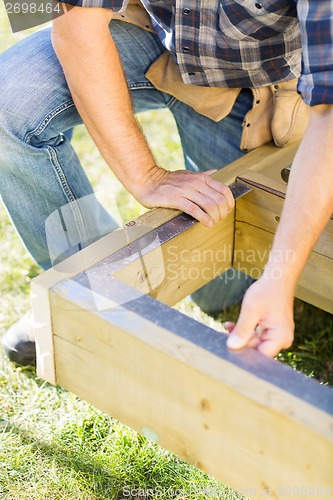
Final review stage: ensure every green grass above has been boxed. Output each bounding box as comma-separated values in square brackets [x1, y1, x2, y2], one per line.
[1, 7, 333, 499]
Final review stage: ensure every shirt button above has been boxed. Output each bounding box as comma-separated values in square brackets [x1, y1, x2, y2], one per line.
[183, 46, 190, 53]
[255, 2, 262, 8]
[183, 8, 191, 14]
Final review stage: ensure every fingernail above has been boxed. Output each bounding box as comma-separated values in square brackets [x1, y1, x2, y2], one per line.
[227, 335, 243, 349]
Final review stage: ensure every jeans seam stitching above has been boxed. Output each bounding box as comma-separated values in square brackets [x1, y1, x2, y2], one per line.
[46, 145, 89, 244]
[25, 100, 75, 144]
[129, 83, 155, 90]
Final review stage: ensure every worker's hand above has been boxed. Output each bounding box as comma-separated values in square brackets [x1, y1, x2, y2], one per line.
[225, 276, 295, 357]
[132, 165, 234, 227]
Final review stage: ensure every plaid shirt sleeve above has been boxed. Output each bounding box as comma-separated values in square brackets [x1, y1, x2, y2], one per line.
[297, 0, 333, 106]
[57, 0, 128, 11]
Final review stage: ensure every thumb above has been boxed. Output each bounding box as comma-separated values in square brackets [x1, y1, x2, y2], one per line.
[226, 306, 259, 350]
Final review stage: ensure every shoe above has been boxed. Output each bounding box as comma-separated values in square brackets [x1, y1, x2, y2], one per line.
[1, 312, 36, 366]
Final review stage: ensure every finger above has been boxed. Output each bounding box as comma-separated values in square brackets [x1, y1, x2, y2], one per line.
[255, 324, 266, 337]
[198, 184, 229, 221]
[194, 186, 229, 223]
[225, 321, 261, 348]
[259, 329, 293, 355]
[179, 198, 214, 227]
[257, 339, 281, 358]
[183, 191, 221, 224]
[166, 171, 232, 219]
[247, 334, 262, 349]
[204, 177, 235, 212]
[157, 172, 230, 223]
[226, 304, 259, 350]
[224, 321, 235, 333]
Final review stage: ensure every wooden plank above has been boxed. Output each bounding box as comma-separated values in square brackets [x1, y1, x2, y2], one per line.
[32, 143, 279, 381]
[235, 179, 333, 259]
[234, 221, 333, 313]
[234, 174, 333, 311]
[234, 141, 298, 188]
[62, 143, 296, 308]
[49, 278, 333, 500]
[31, 141, 333, 497]
[238, 170, 287, 197]
[31, 140, 297, 302]
[32, 206, 234, 382]
[112, 213, 234, 306]
[213, 141, 297, 185]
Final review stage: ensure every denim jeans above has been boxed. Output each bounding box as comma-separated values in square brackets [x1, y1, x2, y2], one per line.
[0, 21, 254, 314]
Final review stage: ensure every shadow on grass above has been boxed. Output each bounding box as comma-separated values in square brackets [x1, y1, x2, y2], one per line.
[1, 422, 128, 499]
[1, 414, 234, 500]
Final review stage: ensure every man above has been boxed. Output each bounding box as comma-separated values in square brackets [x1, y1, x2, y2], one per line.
[0, 1, 332, 364]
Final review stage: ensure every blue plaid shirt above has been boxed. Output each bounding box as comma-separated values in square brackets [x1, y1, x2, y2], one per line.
[60, 0, 333, 106]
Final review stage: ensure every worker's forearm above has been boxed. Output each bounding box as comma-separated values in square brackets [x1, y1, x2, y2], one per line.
[265, 104, 333, 290]
[51, 7, 235, 227]
[51, 7, 157, 196]
[227, 105, 333, 357]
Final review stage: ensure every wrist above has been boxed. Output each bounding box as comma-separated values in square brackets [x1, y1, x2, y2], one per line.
[126, 163, 167, 204]
[266, 247, 296, 270]
[261, 252, 298, 297]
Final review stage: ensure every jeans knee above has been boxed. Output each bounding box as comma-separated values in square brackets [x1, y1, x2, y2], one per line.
[0, 28, 76, 142]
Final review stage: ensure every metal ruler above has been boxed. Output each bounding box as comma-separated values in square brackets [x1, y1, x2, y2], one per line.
[74, 182, 252, 283]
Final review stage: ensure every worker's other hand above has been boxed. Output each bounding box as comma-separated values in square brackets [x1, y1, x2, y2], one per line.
[225, 276, 295, 357]
[133, 166, 234, 227]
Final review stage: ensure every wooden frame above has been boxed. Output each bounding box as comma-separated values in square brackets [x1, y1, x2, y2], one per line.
[32, 142, 333, 499]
